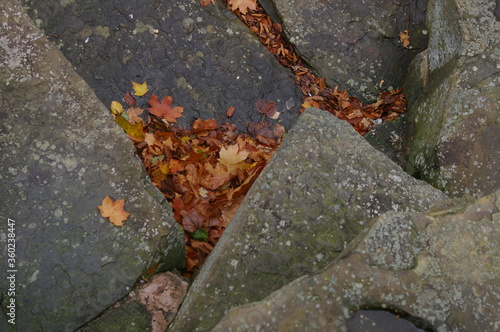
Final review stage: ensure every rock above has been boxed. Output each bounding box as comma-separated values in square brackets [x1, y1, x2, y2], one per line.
[214, 190, 499, 331]
[78, 302, 152, 332]
[403, 0, 500, 197]
[168, 108, 446, 331]
[363, 117, 408, 168]
[270, 0, 428, 101]
[79, 272, 189, 332]
[20, 0, 303, 132]
[0, 1, 184, 330]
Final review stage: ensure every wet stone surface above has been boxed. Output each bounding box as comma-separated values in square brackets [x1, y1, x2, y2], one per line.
[21, 0, 303, 132]
[270, 0, 429, 101]
[0, 1, 184, 330]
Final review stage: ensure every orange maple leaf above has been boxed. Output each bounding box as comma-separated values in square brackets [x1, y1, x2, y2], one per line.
[98, 196, 130, 227]
[399, 30, 410, 48]
[228, 0, 257, 14]
[147, 94, 184, 123]
[218, 144, 250, 172]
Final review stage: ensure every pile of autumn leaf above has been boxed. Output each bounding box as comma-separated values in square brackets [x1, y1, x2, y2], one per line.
[110, 82, 284, 276]
[100, 0, 410, 277]
[208, 0, 407, 134]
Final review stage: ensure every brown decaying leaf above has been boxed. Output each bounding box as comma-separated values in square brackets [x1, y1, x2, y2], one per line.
[226, 106, 236, 118]
[399, 30, 410, 48]
[118, 0, 411, 272]
[228, 0, 257, 14]
[200, 0, 215, 6]
[98, 196, 130, 227]
[115, 87, 283, 276]
[124, 91, 137, 106]
[221, 0, 407, 135]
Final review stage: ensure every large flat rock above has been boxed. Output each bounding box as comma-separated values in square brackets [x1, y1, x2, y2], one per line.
[168, 108, 446, 331]
[21, 0, 303, 132]
[270, 0, 428, 101]
[403, 0, 500, 197]
[0, 1, 184, 330]
[215, 190, 500, 331]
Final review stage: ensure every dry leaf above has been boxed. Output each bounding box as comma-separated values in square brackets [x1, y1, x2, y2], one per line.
[98, 196, 130, 227]
[132, 81, 149, 96]
[110, 101, 124, 116]
[147, 94, 184, 123]
[228, 0, 257, 14]
[218, 144, 249, 172]
[399, 30, 410, 48]
[200, 0, 215, 6]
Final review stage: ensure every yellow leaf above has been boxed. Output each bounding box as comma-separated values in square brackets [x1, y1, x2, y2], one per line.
[132, 81, 149, 96]
[115, 115, 145, 141]
[98, 196, 130, 227]
[110, 101, 124, 116]
[218, 144, 249, 172]
[159, 163, 170, 174]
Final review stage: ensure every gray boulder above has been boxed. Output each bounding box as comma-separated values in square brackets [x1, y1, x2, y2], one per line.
[0, 1, 184, 330]
[168, 108, 446, 331]
[20, 0, 303, 132]
[403, 0, 500, 197]
[214, 190, 500, 332]
[270, 0, 428, 101]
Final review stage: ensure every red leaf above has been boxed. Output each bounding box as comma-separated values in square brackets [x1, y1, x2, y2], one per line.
[147, 94, 184, 123]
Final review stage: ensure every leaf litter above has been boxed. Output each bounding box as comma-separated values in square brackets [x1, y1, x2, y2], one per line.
[110, 0, 409, 277]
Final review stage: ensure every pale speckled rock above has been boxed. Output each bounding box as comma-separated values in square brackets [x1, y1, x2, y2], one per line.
[403, 0, 500, 197]
[270, 0, 428, 101]
[214, 190, 500, 332]
[0, 1, 184, 331]
[168, 108, 446, 332]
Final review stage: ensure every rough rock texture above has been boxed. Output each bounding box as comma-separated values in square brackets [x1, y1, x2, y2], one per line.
[403, 0, 500, 197]
[0, 1, 184, 330]
[168, 108, 446, 332]
[271, 0, 428, 101]
[364, 117, 408, 168]
[21, 0, 303, 132]
[79, 272, 189, 332]
[214, 191, 500, 331]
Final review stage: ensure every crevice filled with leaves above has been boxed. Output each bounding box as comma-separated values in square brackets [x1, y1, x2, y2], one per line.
[112, 0, 409, 277]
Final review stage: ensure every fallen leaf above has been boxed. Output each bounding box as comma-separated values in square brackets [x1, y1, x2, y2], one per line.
[124, 91, 137, 106]
[191, 228, 209, 241]
[126, 107, 145, 125]
[273, 123, 285, 138]
[132, 81, 149, 96]
[399, 30, 410, 48]
[110, 101, 124, 116]
[115, 114, 145, 141]
[192, 118, 218, 133]
[218, 144, 249, 172]
[200, 0, 215, 6]
[181, 209, 204, 233]
[226, 106, 236, 118]
[98, 196, 130, 227]
[228, 0, 257, 14]
[148, 94, 184, 123]
[256, 99, 280, 119]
